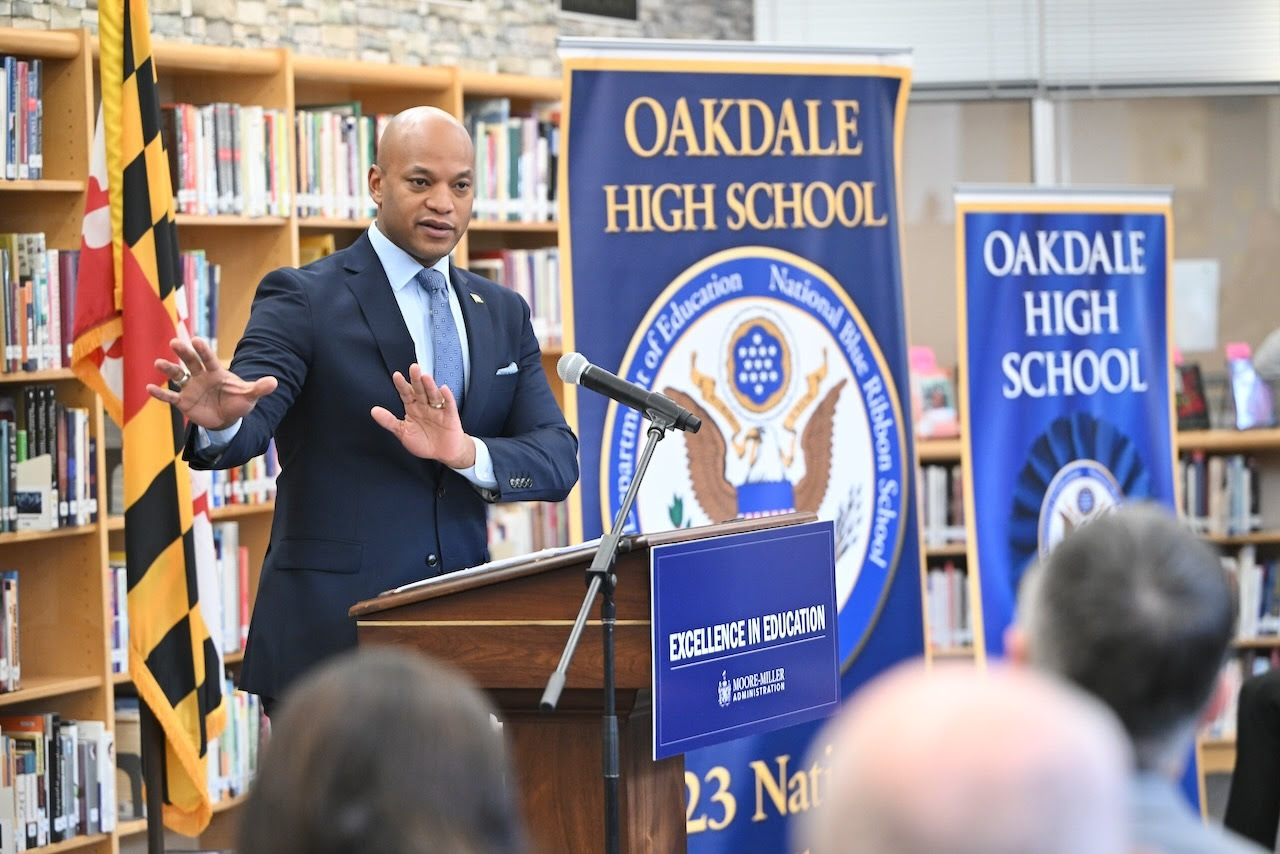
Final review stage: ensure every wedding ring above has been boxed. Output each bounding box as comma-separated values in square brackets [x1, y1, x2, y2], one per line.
[174, 370, 192, 390]
[429, 399, 445, 409]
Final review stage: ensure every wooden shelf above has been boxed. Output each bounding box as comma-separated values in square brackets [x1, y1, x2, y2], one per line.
[917, 437, 962, 462]
[0, 523, 97, 545]
[919, 430, 1280, 458]
[26, 831, 111, 852]
[0, 27, 81, 57]
[461, 69, 560, 101]
[210, 502, 275, 521]
[1177, 428, 1280, 453]
[117, 818, 147, 838]
[0, 368, 77, 385]
[1204, 530, 1280, 546]
[174, 214, 290, 227]
[0, 674, 103, 705]
[1198, 735, 1236, 775]
[299, 216, 373, 230]
[924, 542, 967, 557]
[931, 646, 975, 659]
[1233, 636, 1280, 650]
[469, 220, 559, 234]
[0, 179, 85, 193]
[293, 54, 454, 90]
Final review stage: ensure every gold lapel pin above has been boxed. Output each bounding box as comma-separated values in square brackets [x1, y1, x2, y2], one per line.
[470, 293, 484, 304]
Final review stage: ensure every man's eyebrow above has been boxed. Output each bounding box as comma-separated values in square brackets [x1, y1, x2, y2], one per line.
[405, 165, 475, 180]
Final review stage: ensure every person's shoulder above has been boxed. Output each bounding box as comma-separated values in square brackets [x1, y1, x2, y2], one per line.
[1130, 777, 1268, 854]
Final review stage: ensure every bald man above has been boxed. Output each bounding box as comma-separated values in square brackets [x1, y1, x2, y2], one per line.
[149, 106, 579, 713]
[793, 662, 1133, 854]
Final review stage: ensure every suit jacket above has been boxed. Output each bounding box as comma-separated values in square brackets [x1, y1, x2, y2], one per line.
[185, 233, 579, 701]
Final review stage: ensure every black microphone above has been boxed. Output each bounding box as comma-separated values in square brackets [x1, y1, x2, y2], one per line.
[558, 352, 701, 433]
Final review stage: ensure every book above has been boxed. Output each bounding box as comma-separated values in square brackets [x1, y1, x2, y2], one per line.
[1175, 361, 1210, 430]
[908, 346, 959, 439]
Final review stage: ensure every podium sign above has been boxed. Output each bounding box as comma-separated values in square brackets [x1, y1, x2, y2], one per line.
[651, 521, 839, 759]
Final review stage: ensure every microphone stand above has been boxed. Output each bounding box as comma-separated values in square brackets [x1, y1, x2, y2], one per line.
[541, 411, 676, 854]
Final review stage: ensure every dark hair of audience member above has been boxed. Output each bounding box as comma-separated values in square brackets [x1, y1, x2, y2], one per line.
[237, 646, 526, 854]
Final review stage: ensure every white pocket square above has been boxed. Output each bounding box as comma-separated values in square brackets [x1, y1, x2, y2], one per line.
[496, 362, 518, 375]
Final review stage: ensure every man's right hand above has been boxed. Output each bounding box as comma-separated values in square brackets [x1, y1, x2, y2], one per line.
[146, 336, 278, 430]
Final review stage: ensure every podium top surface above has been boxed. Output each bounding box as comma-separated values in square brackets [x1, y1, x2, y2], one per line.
[349, 512, 818, 617]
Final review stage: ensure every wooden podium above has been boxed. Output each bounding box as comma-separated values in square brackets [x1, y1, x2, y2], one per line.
[349, 512, 817, 854]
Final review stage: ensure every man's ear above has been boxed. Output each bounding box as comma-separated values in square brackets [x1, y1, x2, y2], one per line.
[1004, 624, 1029, 666]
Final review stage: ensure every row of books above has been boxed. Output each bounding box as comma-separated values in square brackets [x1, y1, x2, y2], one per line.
[212, 521, 250, 656]
[207, 441, 279, 509]
[1, 56, 41, 181]
[916, 462, 965, 547]
[0, 238, 74, 374]
[464, 98, 558, 222]
[160, 102, 293, 217]
[487, 500, 571, 561]
[925, 560, 972, 650]
[0, 714, 115, 852]
[116, 691, 267, 821]
[0, 388, 95, 532]
[1180, 452, 1262, 537]
[178, 249, 221, 352]
[205, 683, 267, 804]
[294, 107, 390, 220]
[1225, 545, 1280, 641]
[467, 248, 561, 347]
[157, 96, 560, 223]
[109, 521, 251, 672]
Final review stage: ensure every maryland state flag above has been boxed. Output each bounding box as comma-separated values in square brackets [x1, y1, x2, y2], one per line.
[72, 0, 225, 835]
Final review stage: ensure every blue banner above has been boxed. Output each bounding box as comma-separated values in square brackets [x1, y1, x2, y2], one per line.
[957, 188, 1196, 803]
[561, 41, 924, 851]
[957, 189, 1176, 656]
[651, 522, 839, 759]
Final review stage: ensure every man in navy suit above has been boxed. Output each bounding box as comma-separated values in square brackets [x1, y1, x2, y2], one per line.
[147, 106, 579, 713]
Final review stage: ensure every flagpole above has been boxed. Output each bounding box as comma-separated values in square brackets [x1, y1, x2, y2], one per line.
[141, 704, 167, 853]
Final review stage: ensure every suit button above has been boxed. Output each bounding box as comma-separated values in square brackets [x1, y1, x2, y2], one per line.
[426, 554, 438, 567]
[437, 485, 446, 498]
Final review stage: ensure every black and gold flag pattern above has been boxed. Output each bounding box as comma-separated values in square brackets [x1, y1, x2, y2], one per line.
[72, 0, 225, 835]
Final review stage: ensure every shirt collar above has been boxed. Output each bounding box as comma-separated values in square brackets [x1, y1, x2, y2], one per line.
[368, 222, 451, 294]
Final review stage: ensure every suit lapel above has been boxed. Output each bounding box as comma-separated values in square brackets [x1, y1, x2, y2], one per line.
[345, 234, 416, 380]
[452, 265, 494, 428]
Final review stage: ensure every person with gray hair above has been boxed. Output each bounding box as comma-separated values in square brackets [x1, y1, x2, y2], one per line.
[1005, 501, 1264, 853]
[791, 660, 1133, 854]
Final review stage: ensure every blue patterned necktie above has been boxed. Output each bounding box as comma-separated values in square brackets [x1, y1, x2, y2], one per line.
[417, 267, 465, 410]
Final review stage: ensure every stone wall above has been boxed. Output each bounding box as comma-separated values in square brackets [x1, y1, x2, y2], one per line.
[3, 0, 753, 76]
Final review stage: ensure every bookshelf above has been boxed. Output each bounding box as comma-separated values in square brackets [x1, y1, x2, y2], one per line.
[2, 24, 567, 851]
[917, 436, 972, 658]
[1179, 428, 1280, 784]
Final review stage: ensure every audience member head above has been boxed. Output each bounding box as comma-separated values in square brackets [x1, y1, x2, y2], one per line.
[1006, 501, 1235, 777]
[793, 661, 1132, 854]
[238, 645, 525, 854]
[369, 105, 475, 267]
